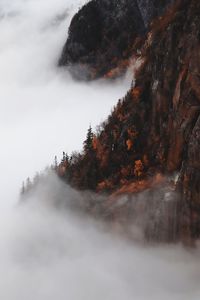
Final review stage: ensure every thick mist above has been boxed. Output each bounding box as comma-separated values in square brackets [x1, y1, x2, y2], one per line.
[0, 0, 200, 299]
[0, 0, 131, 209]
[1, 174, 200, 300]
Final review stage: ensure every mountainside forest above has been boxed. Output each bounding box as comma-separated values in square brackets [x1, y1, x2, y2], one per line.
[23, 0, 200, 244]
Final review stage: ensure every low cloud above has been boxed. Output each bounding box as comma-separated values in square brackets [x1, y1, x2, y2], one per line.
[0, 0, 131, 209]
[0, 173, 200, 300]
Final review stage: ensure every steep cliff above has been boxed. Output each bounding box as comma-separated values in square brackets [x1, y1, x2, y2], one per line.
[55, 0, 200, 243]
[59, 0, 173, 79]
[137, 0, 174, 26]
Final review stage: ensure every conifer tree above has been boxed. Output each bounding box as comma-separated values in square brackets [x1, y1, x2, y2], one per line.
[62, 152, 66, 163]
[83, 125, 93, 153]
[65, 152, 69, 162]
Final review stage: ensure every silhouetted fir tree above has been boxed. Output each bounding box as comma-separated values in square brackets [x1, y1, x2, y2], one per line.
[62, 152, 69, 164]
[62, 152, 66, 163]
[78, 125, 99, 190]
[65, 152, 69, 163]
[83, 125, 93, 153]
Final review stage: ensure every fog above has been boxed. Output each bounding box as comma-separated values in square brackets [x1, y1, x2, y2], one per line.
[0, 0, 131, 209]
[0, 0, 200, 299]
[1, 174, 200, 300]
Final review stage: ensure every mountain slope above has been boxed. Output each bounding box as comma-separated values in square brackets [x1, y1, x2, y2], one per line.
[56, 0, 200, 243]
[23, 0, 200, 243]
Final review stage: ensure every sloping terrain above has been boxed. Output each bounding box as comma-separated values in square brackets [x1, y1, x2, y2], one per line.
[55, 0, 200, 243]
[23, 0, 200, 243]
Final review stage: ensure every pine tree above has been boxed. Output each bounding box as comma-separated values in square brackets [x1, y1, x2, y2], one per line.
[62, 152, 66, 163]
[65, 152, 69, 162]
[83, 125, 93, 153]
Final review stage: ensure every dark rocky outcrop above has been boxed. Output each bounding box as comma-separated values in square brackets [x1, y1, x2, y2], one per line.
[59, 0, 174, 79]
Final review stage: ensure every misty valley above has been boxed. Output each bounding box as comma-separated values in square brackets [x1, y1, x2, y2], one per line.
[0, 0, 200, 299]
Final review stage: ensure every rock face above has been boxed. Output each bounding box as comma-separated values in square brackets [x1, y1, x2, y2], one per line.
[56, 0, 200, 243]
[141, 0, 200, 242]
[59, 0, 173, 79]
[137, 0, 174, 27]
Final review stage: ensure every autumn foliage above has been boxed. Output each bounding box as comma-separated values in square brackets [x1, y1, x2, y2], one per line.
[53, 84, 156, 194]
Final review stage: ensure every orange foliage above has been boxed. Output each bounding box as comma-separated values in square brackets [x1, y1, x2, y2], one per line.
[126, 139, 133, 150]
[131, 86, 142, 100]
[97, 180, 113, 192]
[120, 178, 129, 186]
[92, 136, 107, 165]
[92, 135, 98, 150]
[110, 173, 166, 199]
[134, 160, 144, 178]
[104, 59, 129, 79]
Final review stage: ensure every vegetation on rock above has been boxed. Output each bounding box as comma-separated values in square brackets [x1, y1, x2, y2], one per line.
[23, 0, 200, 244]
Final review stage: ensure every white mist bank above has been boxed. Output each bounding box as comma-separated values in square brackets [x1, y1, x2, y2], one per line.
[1, 174, 200, 300]
[0, 0, 131, 209]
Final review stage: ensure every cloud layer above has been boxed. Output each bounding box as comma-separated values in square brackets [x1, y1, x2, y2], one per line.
[0, 0, 131, 208]
[0, 174, 200, 300]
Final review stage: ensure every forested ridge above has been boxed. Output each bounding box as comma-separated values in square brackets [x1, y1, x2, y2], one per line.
[22, 0, 200, 244]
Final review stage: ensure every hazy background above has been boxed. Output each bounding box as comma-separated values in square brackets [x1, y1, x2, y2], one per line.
[0, 0, 200, 299]
[0, 0, 131, 209]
